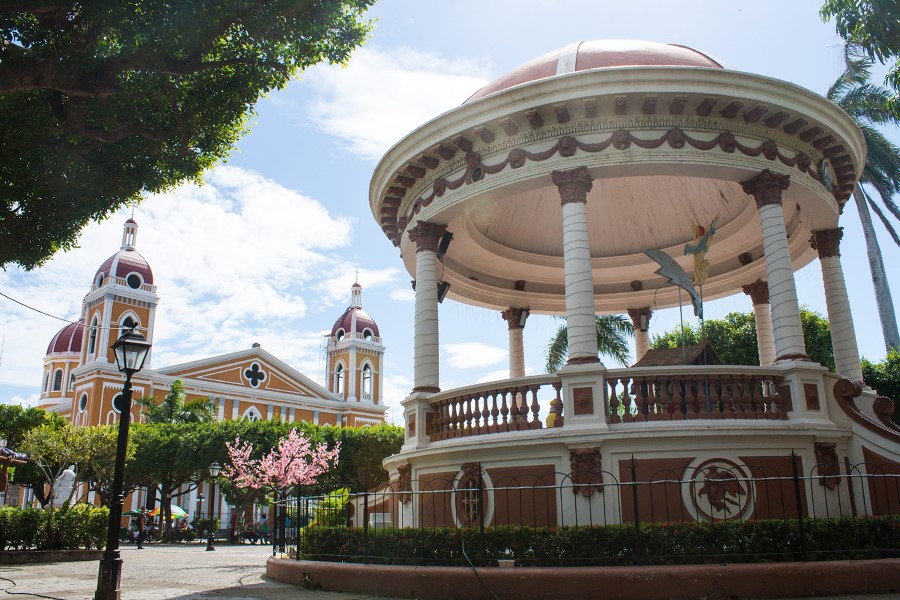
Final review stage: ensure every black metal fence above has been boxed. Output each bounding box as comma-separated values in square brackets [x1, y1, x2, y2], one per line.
[268, 457, 900, 566]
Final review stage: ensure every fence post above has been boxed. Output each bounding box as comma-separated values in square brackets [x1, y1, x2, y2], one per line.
[631, 455, 642, 564]
[278, 491, 287, 554]
[363, 491, 370, 565]
[478, 463, 486, 565]
[789, 451, 807, 557]
[271, 500, 278, 557]
[295, 487, 301, 561]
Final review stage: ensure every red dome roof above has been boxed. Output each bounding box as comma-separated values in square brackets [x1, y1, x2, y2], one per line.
[331, 307, 380, 338]
[46, 320, 83, 355]
[466, 40, 724, 103]
[94, 248, 154, 286]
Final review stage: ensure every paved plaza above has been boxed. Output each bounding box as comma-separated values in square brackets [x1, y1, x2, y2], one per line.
[0, 544, 387, 600]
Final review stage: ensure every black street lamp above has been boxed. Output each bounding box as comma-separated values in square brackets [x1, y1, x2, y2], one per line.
[95, 328, 151, 600]
[206, 461, 221, 551]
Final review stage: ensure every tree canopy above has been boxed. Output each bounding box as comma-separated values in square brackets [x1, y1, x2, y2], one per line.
[650, 308, 835, 370]
[0, 0, 375, 269]
[821, 0, 900, 93]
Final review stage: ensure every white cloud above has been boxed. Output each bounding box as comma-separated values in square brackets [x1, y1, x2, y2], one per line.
[380, 374, 412, 425]
[2, 393, 39, 408]
[389, 287, 415, 303]
[475, 369, 513, 384]
[315, 267, 403, 307]
[0, 166, 360, 389]
[444, 342, 507, 369]
[301, 46, 492, 160]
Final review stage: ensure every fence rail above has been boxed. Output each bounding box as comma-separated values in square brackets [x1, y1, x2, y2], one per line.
[269, 459, 900, 566]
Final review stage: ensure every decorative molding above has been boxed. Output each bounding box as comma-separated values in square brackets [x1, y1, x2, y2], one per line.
[741, 279, 769, 305]
[569, 448, 602, 497]
[813, 442, 840, 490]
[832, 378, 900, 443]
[406, 412, 416, 438]
[501, 307, 529, 330]
[811, 227, 843, 259]
[740, 169, 791, 209]
[572, 387, 594, 415]
[804, 383, 820, 411]
[397, 464, 412, 504]
[381, 127, 836, 246]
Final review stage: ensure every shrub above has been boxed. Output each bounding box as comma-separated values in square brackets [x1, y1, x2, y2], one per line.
[0, 504, 108, 551]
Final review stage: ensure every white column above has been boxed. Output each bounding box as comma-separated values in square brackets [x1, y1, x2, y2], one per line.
[627, 308, 652, 363]
[552, 167, 600, 365]
[501, 308, 527, 378]
[348, 347, 357, 401]
[742, 280, 776, 366]
[813, 228, 864, 381]
[741, 170, 808, 361]
[408, 221, 445, 393]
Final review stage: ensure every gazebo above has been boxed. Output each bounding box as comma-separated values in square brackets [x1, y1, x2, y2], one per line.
[369, 41, 900, 527]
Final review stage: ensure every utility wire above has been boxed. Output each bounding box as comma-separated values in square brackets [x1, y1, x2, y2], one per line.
[0, 289, 136, 336]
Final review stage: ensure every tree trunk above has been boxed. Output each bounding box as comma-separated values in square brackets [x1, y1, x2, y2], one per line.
[854, 185, 900, 351]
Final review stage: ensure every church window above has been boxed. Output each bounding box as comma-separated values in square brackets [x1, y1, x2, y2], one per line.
[52, 369, 63, 391]
[68, 373, 76, 391]
[363, 328, 374, 341]
[335, 363, 345, 395]
[88, 316, 99, 356]
[242, 407, 260, 421]
[335, 329, 345, 341]
[243, 363, 266, 388]
[120, 316, 138, 338]
[111, 393, 125, 413]
[126, 273, 142, 289]
[42, 371, 49, 392]
[361, 364, 373, 398]
[96, 273, 104, 288]
[78, 394, 88, 412]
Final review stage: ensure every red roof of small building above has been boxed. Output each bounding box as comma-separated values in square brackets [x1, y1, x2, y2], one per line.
[466, 40, 724, 103]
[46, 320, 84, 355]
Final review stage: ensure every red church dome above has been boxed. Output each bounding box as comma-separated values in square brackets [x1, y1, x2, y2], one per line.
[93, 218, 154, 288]
[466, 40, 724, 103]
[46, 320, 83, 355]
[331, 282, 380, 339]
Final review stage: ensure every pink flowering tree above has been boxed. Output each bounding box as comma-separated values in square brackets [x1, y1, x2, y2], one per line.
[221, 429, 340, 541]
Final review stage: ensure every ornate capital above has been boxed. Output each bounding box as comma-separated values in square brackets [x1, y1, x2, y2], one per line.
[397, 464, 412, 504]
[811, 227, 843, 258]
[407, 221, 447, 253]
[741, 169, 790, 209]
[741, 279, 769, 305]
[626, 307, 652, 332]
[551, 166, 593, 205]
[501, 307, 529, 330]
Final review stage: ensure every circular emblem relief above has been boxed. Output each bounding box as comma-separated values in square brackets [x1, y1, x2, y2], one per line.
[450, 465, 494, 528]
[683, 458, 755, 522]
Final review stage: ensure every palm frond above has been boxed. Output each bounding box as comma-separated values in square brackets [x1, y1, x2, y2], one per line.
[544, 315, 635, 372]
[545, 325, 568, 373]
[866, 192, 900, 246]
[870, 178, 900, 224]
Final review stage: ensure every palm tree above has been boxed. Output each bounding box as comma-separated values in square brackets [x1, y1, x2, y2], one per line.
[826, 45, 900, 351]
[545, 315, 634, 372]
[135, 379, 215, 424]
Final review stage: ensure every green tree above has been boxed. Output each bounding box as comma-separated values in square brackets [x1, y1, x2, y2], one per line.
[650, 308, 835, 370]
[825, 45, 900, 351]
[861, 349, 900, 424]
[545, 315, 635, 373]
[0, 0, 375, 269]
[135, 379, 215, 424]
[821, 0, 900, 92]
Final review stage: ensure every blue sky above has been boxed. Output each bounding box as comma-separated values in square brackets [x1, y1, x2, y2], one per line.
[2, 0, 898, 423]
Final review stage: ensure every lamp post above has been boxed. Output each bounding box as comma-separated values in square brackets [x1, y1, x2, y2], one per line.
[206, 462, 221, 551]
[95, 328, 151, 600]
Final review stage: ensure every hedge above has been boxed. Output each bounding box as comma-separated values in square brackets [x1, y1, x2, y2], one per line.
[297, 516, 900, 566]
[0, 504, 108, 551]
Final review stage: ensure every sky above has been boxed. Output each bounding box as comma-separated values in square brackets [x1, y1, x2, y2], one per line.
[2, 0, 899, 424]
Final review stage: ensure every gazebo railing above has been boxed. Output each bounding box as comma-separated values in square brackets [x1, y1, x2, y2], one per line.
[429, 375, 562, 441]
[604, 367, 785, 423]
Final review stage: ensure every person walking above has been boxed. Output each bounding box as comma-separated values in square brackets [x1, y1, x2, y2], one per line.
[136, 508, 148, 550]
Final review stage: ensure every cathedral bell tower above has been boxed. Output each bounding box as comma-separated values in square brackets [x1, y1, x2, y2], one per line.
[326, 282, 384, 404]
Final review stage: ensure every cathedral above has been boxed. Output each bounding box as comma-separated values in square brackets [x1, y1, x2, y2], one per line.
[37, 218, 388, 429]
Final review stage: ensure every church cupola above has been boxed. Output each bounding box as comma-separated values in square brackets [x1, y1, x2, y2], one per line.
[326, 281, 384, 404]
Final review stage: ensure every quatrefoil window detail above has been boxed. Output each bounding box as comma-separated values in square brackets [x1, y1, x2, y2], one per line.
[244, 363, 266, 388]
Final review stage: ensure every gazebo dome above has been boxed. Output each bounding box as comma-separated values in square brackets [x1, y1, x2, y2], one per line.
[46, 320, 83, 355]
[467, 40, 724, 102]
[93, 219, 153, 289]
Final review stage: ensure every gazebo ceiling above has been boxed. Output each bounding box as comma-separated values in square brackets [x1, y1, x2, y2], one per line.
[370, 41, 866, 314]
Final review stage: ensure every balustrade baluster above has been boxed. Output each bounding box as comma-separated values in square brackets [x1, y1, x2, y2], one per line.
[445, 400, 456, 439]
[607, 377, 621, 424]
[738, 375, 752, 418]
[480, 393, 490, 434]
[467, 395, 476, 435]
[634, 376, 649, 422]
[697, 374, 712, 418]
[551, 381, 563, 427]
[530, 385, 541, 429]
[622, 377, 637, 423]
[685, 375, 700, 419]
[720, 376, 735, 418]
[672, 376, 686, 420]
[500, 388, 511, 431]
[489, 391, 500, 432]
[431, 400, 444, 440]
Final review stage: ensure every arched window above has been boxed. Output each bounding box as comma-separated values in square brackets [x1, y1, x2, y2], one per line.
[88, 315, 99, 356]
[68, 373, 76, 391]
[363, 329, 374, 341]
[242, 407, 260, 422]
[111, 393, 125, 413]
[334, 363, 345, 395]
[78, 394, 88, 412]
[42, 370, 50, 393]
[126, 273, 142, 289]
[52, 369, 64, 391]
[335, 329, 345, 341]
[361, 364, 373, 399]
[119, 315, 138, 338]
